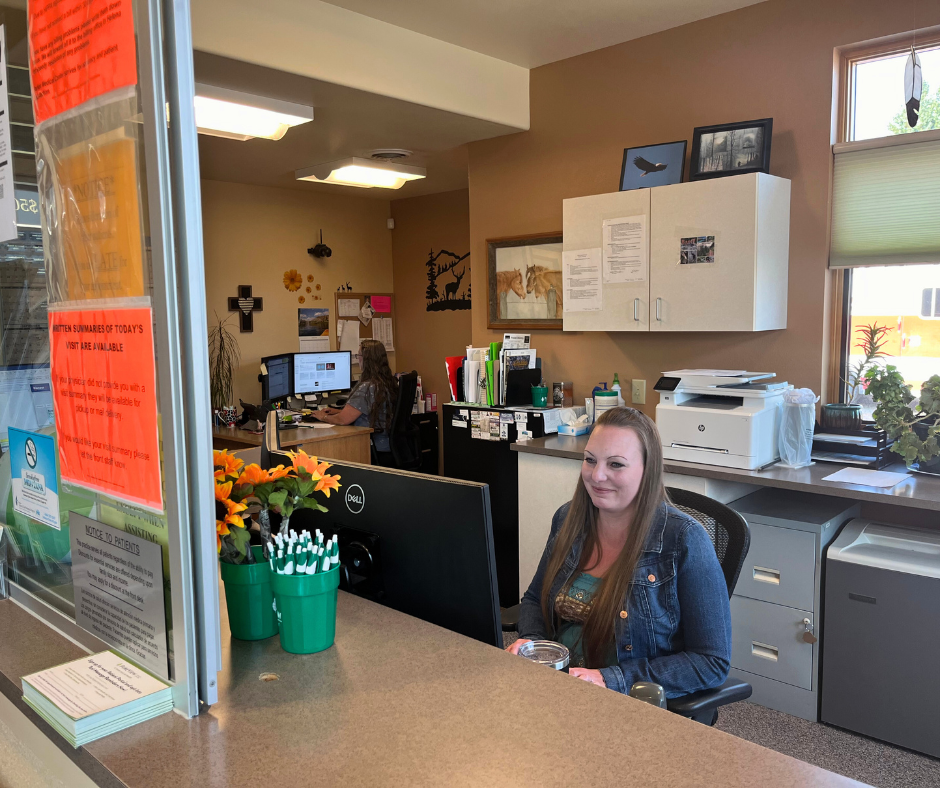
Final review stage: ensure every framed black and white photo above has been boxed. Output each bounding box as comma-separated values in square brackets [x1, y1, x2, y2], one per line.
[690, 118, 772, 180]
[619, 140, 687, 191]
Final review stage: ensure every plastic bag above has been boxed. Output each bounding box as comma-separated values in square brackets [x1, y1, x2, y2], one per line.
[778, 388, 818, 468]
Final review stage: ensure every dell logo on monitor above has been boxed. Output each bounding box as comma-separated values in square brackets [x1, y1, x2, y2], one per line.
[345, 484, 365, 514]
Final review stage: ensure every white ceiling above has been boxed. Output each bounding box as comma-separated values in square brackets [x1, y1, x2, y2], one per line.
[319, 0, 769, 68]
[194, 53, 489, 198]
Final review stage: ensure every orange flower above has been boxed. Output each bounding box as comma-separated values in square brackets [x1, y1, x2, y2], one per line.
[224, 497, 248, 518]
[315, 473, 341, 498]
[214, 450, 244, 478]
[215, 481, 233, 501]
[288, 449, 322, 477]
[237, 464, 269, 487]
[284, 269, 303, 292]
[268, 464, 293, 480]
[216, 519, 231, 552]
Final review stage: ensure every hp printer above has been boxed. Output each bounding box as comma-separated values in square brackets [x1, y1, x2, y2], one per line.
[654, 369, 788, 470]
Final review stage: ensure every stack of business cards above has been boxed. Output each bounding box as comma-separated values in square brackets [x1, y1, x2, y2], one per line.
[21, 651, 172, 748]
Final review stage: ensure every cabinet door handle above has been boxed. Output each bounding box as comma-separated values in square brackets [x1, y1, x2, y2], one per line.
[634, 298, 640, 322]
[751, 641, 778, 662]
[655, 297, 662, 322]
[753, 566, 781, 585]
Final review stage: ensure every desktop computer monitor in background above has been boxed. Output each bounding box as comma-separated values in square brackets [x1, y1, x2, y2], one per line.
[261, 354, 292, 402]
[294, 351, 352, 394]
[276, 457, 502, 647]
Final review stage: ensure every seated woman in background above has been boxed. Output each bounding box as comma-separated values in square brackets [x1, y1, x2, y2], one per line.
[507, 407, 731, 698]
[310, 339, 398, 459]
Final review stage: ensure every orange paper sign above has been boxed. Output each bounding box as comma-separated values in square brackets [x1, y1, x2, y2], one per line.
[49, 306, 163, 512]
[29, 0, 138, 125]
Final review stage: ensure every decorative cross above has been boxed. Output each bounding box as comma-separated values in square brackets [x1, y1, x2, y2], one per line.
[228, 285, 263, 332]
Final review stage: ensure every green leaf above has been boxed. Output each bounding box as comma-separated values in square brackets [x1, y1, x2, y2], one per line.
[268, 489, 288, 508]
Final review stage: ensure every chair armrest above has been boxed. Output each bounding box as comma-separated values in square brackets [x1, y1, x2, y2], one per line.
[666, 677, 752, 716]
[501, 604, 520, 632]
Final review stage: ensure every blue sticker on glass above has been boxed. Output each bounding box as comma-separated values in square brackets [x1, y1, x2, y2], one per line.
[9, 428, 60, 530]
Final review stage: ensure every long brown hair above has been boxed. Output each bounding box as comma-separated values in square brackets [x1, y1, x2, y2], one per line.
[540, 407, 668, 667]
[354, 339, 398, 429]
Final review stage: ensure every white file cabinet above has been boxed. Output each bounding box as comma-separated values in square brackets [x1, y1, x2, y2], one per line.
[728, 489, 859, 721]
[562, 172, 790, 333]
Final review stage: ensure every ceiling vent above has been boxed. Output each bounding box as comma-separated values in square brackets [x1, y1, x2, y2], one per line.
[370, 149, 412, 161]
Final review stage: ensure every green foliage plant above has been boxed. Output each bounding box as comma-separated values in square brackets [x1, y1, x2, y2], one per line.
[844, 322, 890, 404]
[864, 366, 940, 466]
[209, 311, 240, 412]
[889, 79, 940, 134]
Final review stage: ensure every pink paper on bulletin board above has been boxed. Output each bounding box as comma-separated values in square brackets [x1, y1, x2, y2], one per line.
[371, 296, 391, 313]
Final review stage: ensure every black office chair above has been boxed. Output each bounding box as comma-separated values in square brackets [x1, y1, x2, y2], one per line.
[654, 487, 752, 724]
[383, 371, 422, 471]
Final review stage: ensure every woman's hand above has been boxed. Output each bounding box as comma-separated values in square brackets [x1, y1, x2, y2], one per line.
[505, 638, 531, 655]
[569, 668, 606, 687]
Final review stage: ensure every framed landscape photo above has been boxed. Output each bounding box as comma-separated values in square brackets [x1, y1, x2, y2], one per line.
[486, 233, 564, 330]
[619, 140, 687, 191]
[690, 118, 772, 180]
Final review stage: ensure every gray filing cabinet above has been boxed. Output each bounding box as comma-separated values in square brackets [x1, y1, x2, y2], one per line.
[821, 519, 940, 757]
[729, 489, 859, 720]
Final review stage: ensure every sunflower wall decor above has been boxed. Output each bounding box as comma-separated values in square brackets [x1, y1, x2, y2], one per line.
[306, 286, 311, 293]
[307, 274, 314, 282]
[283, 270, 302, 292]
[298, 296, 305, 304]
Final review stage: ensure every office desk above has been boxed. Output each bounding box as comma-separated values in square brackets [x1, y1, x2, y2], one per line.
[212, 423, 373, 464]
[0, 594, 864, 788]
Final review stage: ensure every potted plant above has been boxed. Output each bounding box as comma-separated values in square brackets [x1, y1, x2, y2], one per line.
[864, 367, 940, 474]
[821, 322, 890, 429]
[214, 450, 342, 640]
[209, 312, 240, 424]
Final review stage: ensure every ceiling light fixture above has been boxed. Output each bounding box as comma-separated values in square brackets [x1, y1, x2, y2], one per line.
[193, 84, 313, 141]
[295, 157, 426, 189]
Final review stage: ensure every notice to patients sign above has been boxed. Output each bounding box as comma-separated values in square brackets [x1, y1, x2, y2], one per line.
[28, 0, 138, 125]
[49, 306, 163, 512]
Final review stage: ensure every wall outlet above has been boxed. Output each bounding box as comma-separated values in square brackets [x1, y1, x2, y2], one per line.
[631, 379, 646, 405]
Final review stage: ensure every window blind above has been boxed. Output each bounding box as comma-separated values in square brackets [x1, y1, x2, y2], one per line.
[829, 130, 940, 268]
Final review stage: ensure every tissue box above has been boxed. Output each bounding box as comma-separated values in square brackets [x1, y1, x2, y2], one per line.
[557, 423, 593, 436]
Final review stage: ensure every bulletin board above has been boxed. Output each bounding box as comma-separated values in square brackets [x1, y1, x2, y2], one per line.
[333, 292, 397, 365]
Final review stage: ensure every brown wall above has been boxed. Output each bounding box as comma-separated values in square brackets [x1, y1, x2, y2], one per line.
[467, 0, 940, 416]
[391, 189, 472, 465]
[202, 179, 393, 406]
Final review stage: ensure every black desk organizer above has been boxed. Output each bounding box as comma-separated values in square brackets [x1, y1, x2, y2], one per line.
[811, 423, 894, 469]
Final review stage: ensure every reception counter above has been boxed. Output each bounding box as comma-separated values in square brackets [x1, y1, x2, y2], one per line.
[212, 423, 373, 464]
[0, 590, 866, 787]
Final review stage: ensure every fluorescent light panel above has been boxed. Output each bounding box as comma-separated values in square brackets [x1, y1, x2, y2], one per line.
[194, 84, 313, 141]
[295, 157, 426, 189]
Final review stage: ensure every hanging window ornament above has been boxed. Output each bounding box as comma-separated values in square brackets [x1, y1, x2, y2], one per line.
[905, 46, 923, 128]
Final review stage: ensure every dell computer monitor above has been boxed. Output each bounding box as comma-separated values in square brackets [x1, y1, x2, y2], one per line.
[261, 353, 292, 402]
[294, 351, 352, 394]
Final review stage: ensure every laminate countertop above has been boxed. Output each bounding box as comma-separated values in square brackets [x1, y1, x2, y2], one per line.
[212, 423, 372, 448]
[512, 434, 940, 512]
[0, 593, 867, 788]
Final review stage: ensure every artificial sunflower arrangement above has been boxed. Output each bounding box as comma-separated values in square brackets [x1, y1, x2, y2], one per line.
[283, 269, 303, 292]
[213, 449, 342, 564]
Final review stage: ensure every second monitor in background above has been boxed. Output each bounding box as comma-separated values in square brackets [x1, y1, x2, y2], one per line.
[261, 353, 292, 402]
[294, 351, 352, 395]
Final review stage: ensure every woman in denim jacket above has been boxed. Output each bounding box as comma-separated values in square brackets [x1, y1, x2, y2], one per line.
[509, 407, 731, 698]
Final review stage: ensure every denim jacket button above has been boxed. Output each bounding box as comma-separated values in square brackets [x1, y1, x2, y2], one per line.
[647, 574, 656, 582]
[625, 645, 633, 651]
[620, 610, 628, 619]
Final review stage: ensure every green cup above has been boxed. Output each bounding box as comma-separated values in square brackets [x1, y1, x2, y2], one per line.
[531, 385, 549, 408]
[271, 565, 340, 654]
[220, 545, 279, 641]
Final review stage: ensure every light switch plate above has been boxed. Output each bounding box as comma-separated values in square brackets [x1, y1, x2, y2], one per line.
[632, 379, 646, 405]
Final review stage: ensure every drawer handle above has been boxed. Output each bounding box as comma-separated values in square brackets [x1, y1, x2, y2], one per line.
[751, 641, 778, 662]
[752, 566, 781, 585]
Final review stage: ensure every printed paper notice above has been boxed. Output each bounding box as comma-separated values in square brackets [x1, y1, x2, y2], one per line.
[603, 215, 647, 283]
[69, 514, 169, 679]
[562, 249, 602, 312]
[10, 428, 60, 529]
[300, 336, 330, 352]
[338, 319, 360, 353]
[22, 651, 168, 720]
[373, 317, 394, 351]
[338, 298, 359, 317]
[28, 0, 138, 125]
[371, 295, 391, 313]
[49, 306, 163, 512]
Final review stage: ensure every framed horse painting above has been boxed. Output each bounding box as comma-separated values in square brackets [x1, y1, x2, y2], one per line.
[486, 232, 564, 330]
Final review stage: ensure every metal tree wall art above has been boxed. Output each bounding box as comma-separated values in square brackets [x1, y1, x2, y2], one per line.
[425, 249, 470, 312]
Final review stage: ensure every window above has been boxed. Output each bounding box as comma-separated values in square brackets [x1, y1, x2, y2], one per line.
[835, 37, 940, 406]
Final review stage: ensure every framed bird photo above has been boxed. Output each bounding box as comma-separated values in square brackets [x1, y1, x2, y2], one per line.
[689, 118, 772, 180]
[619, 140, 687, 191]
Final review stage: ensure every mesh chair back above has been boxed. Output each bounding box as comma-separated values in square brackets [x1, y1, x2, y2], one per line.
[388, 371, 422, 471]
[665, 487, 750, 598]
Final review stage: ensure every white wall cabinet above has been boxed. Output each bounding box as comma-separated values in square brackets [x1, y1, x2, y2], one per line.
[562, 172, 790, 333]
